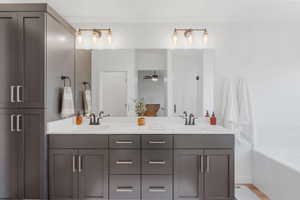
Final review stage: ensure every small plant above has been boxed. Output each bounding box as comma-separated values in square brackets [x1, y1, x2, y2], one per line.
[135, 98, 147, 117]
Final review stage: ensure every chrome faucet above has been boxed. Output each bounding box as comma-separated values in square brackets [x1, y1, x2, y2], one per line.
[99, 111, 111, 119]
[89, 113, 100, 125]
[188, 113, 195, 125]
[180, 111, 189, 125]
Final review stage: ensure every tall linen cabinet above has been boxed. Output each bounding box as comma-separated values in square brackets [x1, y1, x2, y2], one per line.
[0, 4, 75, 199]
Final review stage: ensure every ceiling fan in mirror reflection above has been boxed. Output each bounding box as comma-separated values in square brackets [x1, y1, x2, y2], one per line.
[143, 71, 159, 82]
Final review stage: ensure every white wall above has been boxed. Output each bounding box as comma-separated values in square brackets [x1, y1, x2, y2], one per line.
[84, 22, 300, 183]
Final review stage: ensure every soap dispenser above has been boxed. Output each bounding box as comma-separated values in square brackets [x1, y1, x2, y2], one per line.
[76, 111, 83, 125]
[210, 112, 217, 125]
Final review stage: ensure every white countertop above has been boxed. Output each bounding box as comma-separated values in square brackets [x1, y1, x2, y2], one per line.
[47, 117, 235, 135]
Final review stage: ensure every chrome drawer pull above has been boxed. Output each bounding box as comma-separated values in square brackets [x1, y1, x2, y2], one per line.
[206, 156, 210, 173]
[148, 160, 166, 165]
[16, 114, 22, 132]
[200, 155, 204, 173]
[72, 155, 76, 173]
[10, 114, 16, 132]
[116, 160, 133, 165]
[116, 187, 135, 192]
[10, 86, 15, 103]
[115, 140, 133, 144]
[149, 187, 167, 192]
[17, 85, 23, 103]
[78, 155, 82, 173]
[148, 140, 166, 144]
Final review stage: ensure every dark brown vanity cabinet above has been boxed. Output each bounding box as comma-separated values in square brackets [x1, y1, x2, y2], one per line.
[174, 135, 234, 200]
[0, 110, 23, 199]
[0, 13, 18, 109]
[49, 149, 108, 200]
[0, 109, 45, 199]
[48, 134, 234, 200]
[0, 3, 76, 199]
[0, 12, 45, 109]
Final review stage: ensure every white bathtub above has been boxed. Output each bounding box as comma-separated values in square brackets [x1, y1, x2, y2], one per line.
[253, 147, 300, 200]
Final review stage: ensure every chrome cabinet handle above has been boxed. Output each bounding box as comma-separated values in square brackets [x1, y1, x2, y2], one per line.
[116, 187, 135, 192]
[115, 140, 133, 144]
[148, 160, 166, 165]
[10, 86, 15, 103]
[206, 156, 210, 173]
[200, 155, 204, 173]
[149, 187, 167, 192]
[72, 155, 76, 173]
[116, 160, 133, 165]
[10, 114, 16, 132]
[16, 114, 22, 132]
[148, 140, 166, 144]
[17, 85, 23, 103]
[78, 155, 82, 173]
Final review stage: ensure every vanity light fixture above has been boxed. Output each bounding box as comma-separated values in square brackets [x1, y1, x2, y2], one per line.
[173, 28, 208, 45]
[172, 30, 178, 44]
[76, 28, 112, 44]
[184, 29, 193, 44]
[203, 29, 208, 44]
[92, 30, 101, 43]
[107, 29, 112, 44]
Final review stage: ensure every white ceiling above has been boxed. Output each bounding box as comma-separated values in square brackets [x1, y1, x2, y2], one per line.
[2, 0, 300, 24]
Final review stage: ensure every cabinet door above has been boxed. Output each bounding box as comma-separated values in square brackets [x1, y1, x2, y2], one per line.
[174, 150, 204, 200]
[204, 150, 234, 200]
[22, 109, 45, 199]
[0, 13, 18, 108]
[0, 110, 23, 199]
[49, 149, 78, 200]
[18, 12, 45, 108]
[78, 150, 108, 200]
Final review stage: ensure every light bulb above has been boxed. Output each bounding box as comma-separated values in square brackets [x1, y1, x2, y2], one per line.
[76, 31, 83, 44]
[203, 30, 208, 44]
[184, 30, 193, 44]
[187, 34, 193, 44]
[92, 31, 100, 43]
[107, 29, 112, 44]
[173, 30, 178, 45]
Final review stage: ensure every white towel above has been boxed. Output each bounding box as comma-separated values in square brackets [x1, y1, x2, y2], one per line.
[83, 89, 92, 115]
[220, 79, 238, 130]
[61, 86, 75, 118]
[237, 79, 255, 144]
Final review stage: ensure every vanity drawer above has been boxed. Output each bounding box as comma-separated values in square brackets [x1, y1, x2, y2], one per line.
[142, 150, 172, 174]
[142, 135, 173, 149]
[174, 134, 234, 149]
[49, 135, 108, 149]
[110, 150, 140, 174]
[142, 175, 172, 200]
[110, 175, 140, 200]
[109, 135, 140, 149]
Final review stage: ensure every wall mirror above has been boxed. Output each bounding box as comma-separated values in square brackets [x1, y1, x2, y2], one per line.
[75, 49, 215, 117]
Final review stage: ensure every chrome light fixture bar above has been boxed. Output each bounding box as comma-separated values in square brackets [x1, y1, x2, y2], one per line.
[173, 28, 208, 45]
[76, 28, 112, 44]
